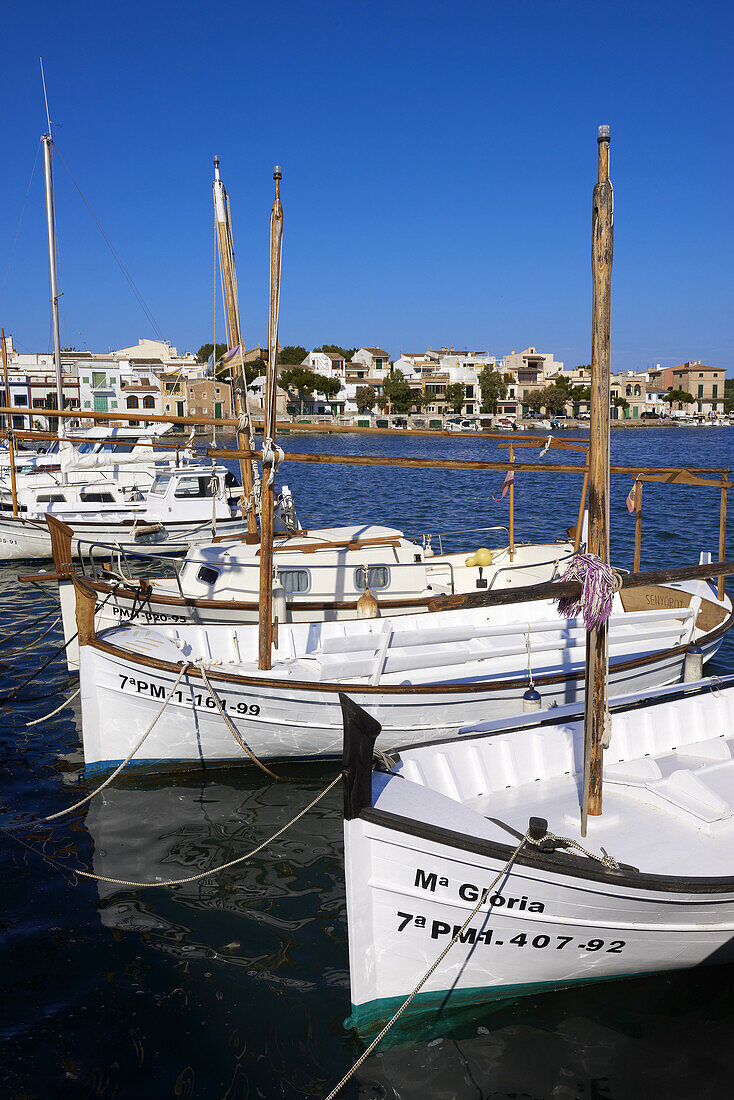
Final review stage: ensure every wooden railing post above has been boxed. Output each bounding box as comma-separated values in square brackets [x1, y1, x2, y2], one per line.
[633, 480, 643, 572]
[719, 475, 728, 601]
[508, 443, 515, 560]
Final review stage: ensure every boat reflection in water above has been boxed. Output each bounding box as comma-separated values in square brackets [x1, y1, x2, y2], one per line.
[83, 768, 347, 976]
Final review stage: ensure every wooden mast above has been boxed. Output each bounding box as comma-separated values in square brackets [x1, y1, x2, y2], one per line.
[581, 124, 614, 835]
[257, 166, 284, 671]
[1, 328, 18, 515]
[212, 156, 258, 535]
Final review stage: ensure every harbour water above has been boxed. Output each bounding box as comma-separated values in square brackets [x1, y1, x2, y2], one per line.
[1, 426, 733, 1099]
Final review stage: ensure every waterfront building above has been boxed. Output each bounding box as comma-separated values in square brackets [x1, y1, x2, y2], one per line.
[611, 370, 647, 420]
[648, 362, 725, 417]
[186, 378, 233, 426]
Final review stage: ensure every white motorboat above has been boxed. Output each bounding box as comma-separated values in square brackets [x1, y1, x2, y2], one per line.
[70, 570, 731, 774]
[339, 677, 734, 1039]
[0, 426, 194, 505]
[0, 464, 258, 561]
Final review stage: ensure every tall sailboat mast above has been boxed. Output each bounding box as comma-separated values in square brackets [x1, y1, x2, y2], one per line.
[40, 61, 65, 438]
[41, 132, 65, 439]
[212, 156, 258, 535]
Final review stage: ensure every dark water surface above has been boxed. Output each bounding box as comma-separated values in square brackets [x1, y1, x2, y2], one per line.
[1, 427, 733, 1099]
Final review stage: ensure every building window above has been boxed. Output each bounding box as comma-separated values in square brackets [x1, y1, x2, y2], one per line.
[634, 385, 641, 396]
[465, 385, 474, 397]
[127, 395, 139, 409]
[13, 393, 25, 406]
[143, 395, 156, 409]
[92, 371, 106, 388]
[713, 384, 718, 399]
[698, 385, 704, 398]
[82, 376, 89, 384]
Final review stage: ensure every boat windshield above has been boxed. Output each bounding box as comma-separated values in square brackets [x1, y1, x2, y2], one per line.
[98, 439, 139, 453]
[150, 474, 171, 496]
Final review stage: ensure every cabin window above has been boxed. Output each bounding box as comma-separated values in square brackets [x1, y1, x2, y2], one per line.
[36, 494, 67, 503]
[80, 491, 115, 503]
[175, 476, 213, 498]
[354, 565, 390, 591]
[278, 568, 311, 594]
[197, 565, 220, 585]
[150, 474, 171, 496]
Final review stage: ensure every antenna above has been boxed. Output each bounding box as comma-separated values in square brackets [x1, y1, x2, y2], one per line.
[40, 57, 51, 135]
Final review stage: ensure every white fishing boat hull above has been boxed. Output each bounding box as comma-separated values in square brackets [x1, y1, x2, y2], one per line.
[344, 812, 734, 1038]
[0, 513, 251, 561]
[77, 596, 726, 773]
[340, 681, 734, 1038]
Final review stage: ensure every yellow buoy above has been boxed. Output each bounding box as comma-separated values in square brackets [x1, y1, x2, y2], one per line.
[465, 555, 477, 568]
[475, 547, 493, 567]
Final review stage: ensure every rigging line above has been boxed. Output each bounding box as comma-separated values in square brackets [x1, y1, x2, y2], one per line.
[0, 141, 42, 308]
[51, 142, 166, 343]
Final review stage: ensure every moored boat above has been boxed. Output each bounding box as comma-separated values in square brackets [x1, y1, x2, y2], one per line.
[339, 678, 734, 1038]
[69, 566, 731, 774]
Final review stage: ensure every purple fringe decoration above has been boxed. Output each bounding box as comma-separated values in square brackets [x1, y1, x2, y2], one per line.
[557, 552, 616, 631]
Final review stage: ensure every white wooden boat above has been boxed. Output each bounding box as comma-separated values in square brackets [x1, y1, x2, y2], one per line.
[0, 465, 254, 561]
[71, 574, 731, 774]
[339, 677, 734, 1038]
[51, 523, 577, 666]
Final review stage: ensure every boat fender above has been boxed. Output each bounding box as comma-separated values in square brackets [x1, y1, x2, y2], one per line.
[522, 686, 542, 712]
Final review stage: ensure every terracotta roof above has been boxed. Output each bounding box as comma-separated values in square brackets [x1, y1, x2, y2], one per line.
[362, 347, 389, 357]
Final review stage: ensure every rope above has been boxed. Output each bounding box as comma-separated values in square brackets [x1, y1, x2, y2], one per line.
[196, 663, 283, 781]
[525, 826, 620, 869]
[1, 774, 341, 890]
[0, 139, 41, 308]
[0, 587, 118, 703]
[43, 663, 191, 821]
[556, 552, 623, 631]
[0, 615, 61, 654]
[26, 686, 80, 726]
[72, 774, 341, 887]
[53, 142, 166, 343]
[325, 835, 528, 1100]
[0, 603, 58, 637]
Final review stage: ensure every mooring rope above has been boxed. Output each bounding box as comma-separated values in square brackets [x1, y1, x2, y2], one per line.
[0, 603, 59, 637]
[26, 687, 81, 727]
[0, 615, 61, 655]
[43, 663, 191, 821]
[2, 774, 341, 890]
[72, 774, 341, 887]
[325, 834, 528, 1100]
[0, 587, 118, 704]
[196, 663, 283, 781]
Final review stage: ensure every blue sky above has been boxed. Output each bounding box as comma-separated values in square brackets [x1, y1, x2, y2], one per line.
[0, 0, 732, 372]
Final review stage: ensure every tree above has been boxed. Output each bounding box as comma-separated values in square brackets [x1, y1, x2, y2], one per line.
[478, 366, 508, 414]
[315, 344, 358, 362]
[526, 385, 568, 415]
[376, 394, 389, 412]
[382, 368, 414, 413]
[444, 382, 466, 414]
[196, 343, 228, 364]
[663, 389, 695, 408]
[612, 395, 630, 414]
[725, 377, 734, 414]
[410, 389, 428, 411]
[278, 345, 307, 365]
[355, 385, 377, 414]
[278, 366, 341, 414]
